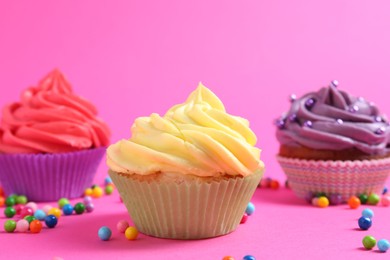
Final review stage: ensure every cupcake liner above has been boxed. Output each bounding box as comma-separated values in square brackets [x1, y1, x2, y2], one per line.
[109, 170, 263, 239]
[277, 156, 390, 202]
[0, 147, 106, 202]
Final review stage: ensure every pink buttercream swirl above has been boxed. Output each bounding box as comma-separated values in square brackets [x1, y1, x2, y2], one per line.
[0, 69, 110, 154]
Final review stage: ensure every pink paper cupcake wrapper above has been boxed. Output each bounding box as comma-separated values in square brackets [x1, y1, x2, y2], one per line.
[0, 147, 106, 202]
[277, 156, 390, 202]
[109, 170, 262, 239]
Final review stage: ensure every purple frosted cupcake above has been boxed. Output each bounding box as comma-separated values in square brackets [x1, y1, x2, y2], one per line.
[0, 69, 110, 201]
[276, 81, 390, 202]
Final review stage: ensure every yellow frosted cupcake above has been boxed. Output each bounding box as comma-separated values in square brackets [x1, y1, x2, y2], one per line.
[107, 83, 264, 239]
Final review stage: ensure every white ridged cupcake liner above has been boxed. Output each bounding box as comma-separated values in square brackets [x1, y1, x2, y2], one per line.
[0, 148, 106, 202]
[277, 156, 390, 202]
[109, 170, 263, 239]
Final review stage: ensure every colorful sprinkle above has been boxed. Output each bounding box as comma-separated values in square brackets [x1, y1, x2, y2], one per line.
[62, 204, 74, 216]
[84, 188, 93, 196]
[34, 209, 47, 220]
[367, 193, 380, 205]
[240, 213, 248, 224]
[74, 203, 86, 215]
[361, 208, 374, 219]
[58, 198, 70, 209]
[348, 196, 361, 209]
[243, 255, 256, 260]
[92, 186, 104, 198]
[20, 207, 34, 218]
[85, 203, 94, 213]
[98, 226, 112, 241]
[42, 205, 53, 214]
[105, 185, 114, 195]
[30, 220, 43, 233]
[117, 220, 129, 233]
[15, 195, 28, 205]
[358, 194, 368, 205]
[317, 196, 329, 208]
[4, 207, 16, 218]
[5, 196, 16, 207]
[4, 220, 17, 233]
[48, 207, 62, 219]
[104, 176, 113, 185]
[83, 196, 93, 204]
[24, 215, 37, 224]
[125, 226, 139, 240]
[329, 194, 343, 205]
[358, 217, 372, 230]
[45, 215, 58, 228]
[222, 257, 235, 260]
[377, 239, 390, 252]
[245, 202, 255, 216]
[25, 202, 38, 212]
[15, 219, 29, 232]
[362, 235, 376, 250]
[381, 195, 390, 207]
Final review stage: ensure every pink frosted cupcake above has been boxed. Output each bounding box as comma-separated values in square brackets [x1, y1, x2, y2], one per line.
[276, 81, 390, 202]
[0, 69, 110, 201]
[107, 83, 264, 239]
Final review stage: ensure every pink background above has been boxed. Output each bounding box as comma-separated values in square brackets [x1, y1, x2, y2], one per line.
[1, 0, 390, 259]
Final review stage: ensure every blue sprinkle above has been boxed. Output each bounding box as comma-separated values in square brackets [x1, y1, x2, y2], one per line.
[98, 226, 112, 241]
[245, 202, 255, 216]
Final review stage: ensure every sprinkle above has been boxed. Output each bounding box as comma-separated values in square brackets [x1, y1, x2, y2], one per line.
[336, 119, 343, 124]
[303, 120, 313, 128]
[275, 119, 285, 129]
[362, 235, 376, 250]
[330, 80, 339, 87]
[117, 220, 130, 233]
[348, 105, 359, 113]
[98, 226, 112, 241]
[375, 127, 386, 135]
[125, 226, 139, 240]
[358, 217, 372, 230]
[289, 94, 297, 102]
[378, 239, 390, 252]
[288, 113, 297, 122]
[305, 98, 316, 109]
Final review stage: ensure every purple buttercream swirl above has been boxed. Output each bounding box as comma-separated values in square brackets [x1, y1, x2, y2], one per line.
[275, 82, 390, 155]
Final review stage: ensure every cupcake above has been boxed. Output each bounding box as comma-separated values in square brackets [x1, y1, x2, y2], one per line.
[107, 83, 264, 239]
[0, 69, 110, 201]
[276, 80, 390, 202]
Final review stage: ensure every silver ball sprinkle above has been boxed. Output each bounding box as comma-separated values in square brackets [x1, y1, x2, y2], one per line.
[305, 98, 316, 109]
[303, 120, 313, 128]
[289, 113, 298, 122]
[375, 116, 383, 122]
[275, 119, 285, 129]
[375, 127, 386, 135]
[336, 119, 343, 124]
[348, 105, 359, 113]
[330, 80, 339, 87]
[289, 94, 297, 102]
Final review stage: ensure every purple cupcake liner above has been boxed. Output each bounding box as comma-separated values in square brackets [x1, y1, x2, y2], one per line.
[0, 147, 106, 202]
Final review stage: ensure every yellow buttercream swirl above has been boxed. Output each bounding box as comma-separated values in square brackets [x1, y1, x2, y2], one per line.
[106, 83, 264, 177]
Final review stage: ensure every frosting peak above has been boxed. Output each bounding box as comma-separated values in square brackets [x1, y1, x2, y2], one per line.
[276, 81, 390, 155]
[0, 69, 110, 154]
[107, 83, 263, 177]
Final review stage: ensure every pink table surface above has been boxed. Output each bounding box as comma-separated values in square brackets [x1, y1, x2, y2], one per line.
[1, 174, 390, 260]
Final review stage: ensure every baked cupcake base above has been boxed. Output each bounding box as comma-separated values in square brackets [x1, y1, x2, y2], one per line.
[0, 147, 106, 202]
[109, 170, 263, 239]
[277, 155, 390, 202]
